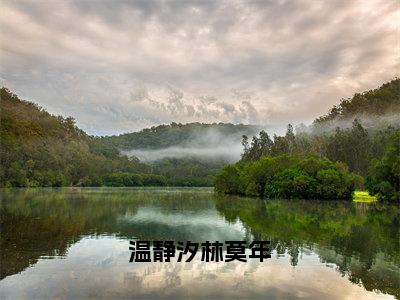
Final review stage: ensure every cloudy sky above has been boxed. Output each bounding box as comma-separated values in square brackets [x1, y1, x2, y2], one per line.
[1, 0, 398, 136]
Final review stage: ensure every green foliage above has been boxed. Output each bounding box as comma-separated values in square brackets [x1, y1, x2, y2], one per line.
[2, 78, 398, 190]
[323, 119, 370, 174]
[366, 131, 400, 202]
[215, 155, 357, 200]
[152, 157, 223, 186]
[238, 80, 399, 201]
[140, 174, 167, 186]
[214, 165, 241, 194]
[0, 87, 232, 187]
[242, 119, 398, 177]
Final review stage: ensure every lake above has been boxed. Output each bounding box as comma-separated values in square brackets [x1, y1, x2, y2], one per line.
[0, 187, 399, 299]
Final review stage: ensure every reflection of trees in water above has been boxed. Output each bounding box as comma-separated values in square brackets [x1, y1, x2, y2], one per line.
[2, 188, 399, 299]
[1, 188, 141, 279]
[164, 264, 182, 289]
[215, 195, 400, 299]
[0, 188, 214, 279]
[287, 243, 300, 266]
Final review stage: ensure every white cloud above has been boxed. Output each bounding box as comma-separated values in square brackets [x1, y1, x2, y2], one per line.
[0, 0, 398, 135]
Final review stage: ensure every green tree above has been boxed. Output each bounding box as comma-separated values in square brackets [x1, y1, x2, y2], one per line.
[366, 131, 400, 202]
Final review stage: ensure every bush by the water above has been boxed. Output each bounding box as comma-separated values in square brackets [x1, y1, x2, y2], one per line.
[214, 155, 359, 200]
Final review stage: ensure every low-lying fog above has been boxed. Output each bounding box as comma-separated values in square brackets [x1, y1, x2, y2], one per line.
[121, 114, 400, 163]
[122, 125, 263, 162]
[122, 143, 243, 162]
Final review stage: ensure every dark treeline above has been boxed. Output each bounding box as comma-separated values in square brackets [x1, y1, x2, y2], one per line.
[216, 79, 400, 201]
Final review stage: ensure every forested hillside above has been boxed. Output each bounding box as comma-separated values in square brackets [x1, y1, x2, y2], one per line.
[1, 78, 398, 196]
[0, 88, 152, 187]
[0, 88, 255, 187]
[216, 79, 400, 201]
[101, 116, 260, 186]
[314, 78, 399, 125]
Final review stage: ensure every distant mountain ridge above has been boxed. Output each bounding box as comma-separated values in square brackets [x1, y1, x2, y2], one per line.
[102, 122, 261, 150]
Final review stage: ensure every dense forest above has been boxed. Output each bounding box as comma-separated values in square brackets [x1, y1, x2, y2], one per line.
[216, 79, 400, 201]
[0, 88, 254, 187]
[1, 78, 399, 200]
[102, 122, 259, 186]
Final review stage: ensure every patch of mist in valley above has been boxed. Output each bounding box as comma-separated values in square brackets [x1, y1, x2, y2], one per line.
[121, 113, 400, 163]
[122, 143, 244, 163]
[122, 126, 262, 163]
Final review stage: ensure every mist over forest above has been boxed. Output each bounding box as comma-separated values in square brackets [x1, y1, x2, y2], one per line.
[119, 110, 400, 163]
[107, 79, 400, 165]
[1, 78, 399, 192]
[122, 144, 242, 163]
[120, 127, 261, 162]
[105, 122, 261, 163]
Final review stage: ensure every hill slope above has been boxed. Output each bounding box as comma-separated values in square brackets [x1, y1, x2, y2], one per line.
[314, 78, 400, 126]
[0, 88, 149, 187]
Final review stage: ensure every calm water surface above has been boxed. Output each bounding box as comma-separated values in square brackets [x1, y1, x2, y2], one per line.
[0, 187, 399, 299]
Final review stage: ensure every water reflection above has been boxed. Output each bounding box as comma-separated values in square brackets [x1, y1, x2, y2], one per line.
[0, 188, 398, 299]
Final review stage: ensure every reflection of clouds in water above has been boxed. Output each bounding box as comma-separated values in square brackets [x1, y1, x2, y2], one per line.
[118, 207, 250, 241]
[1, 189, 397, 298]
[121, 207, 244, 229]
[123, 272, 144, 290]
[0, 237, 392, 299]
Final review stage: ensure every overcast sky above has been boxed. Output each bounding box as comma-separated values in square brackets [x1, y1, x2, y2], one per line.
[1, 0, 398, 136]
